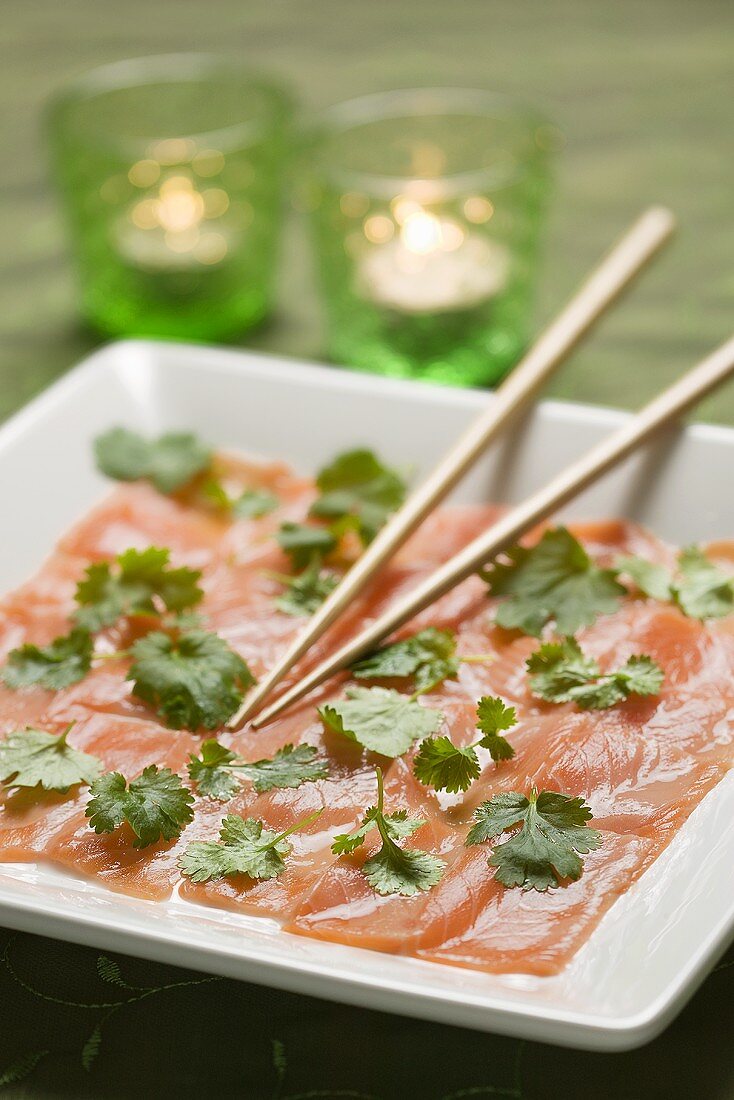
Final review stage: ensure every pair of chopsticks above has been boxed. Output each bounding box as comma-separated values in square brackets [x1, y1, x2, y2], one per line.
[232, 206, 733, 730]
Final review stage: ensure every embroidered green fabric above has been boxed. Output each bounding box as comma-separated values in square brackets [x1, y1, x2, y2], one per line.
[0, 931, 730, 1098]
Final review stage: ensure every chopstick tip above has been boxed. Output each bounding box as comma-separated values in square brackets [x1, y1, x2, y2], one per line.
[227, 691, 261, 730]
[644, 205, 676, 235]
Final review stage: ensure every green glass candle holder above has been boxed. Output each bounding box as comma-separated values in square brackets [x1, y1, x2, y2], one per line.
[306, 89, 553, 387]
[47, 55, 292, 341]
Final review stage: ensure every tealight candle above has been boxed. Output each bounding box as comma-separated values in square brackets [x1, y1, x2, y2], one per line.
[48, 55, 292, 340]
[116, 171, 234, 272]
[357, 207, 508, 315]
[308, 88, 552, 386]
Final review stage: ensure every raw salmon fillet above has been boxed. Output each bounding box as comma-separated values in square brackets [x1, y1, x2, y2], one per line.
[414, 833, 652, 976]
[0, 455, 731, 977]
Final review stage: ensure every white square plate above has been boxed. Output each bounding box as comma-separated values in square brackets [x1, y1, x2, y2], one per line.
[0, 340, 732, 1051]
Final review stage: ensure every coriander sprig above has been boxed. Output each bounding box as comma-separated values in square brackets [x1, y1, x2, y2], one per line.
[0, 725, 101, 793]
[74, 546, 202, 631]
[0, 628, 94, 690]
[267, 448, 407, 615]
[351, 628, 460, 694]
[319, 686, 443, 757]
[467, 787, 602, 892]
[179, 808, 323, 884]
[617, 546, 734, 620]
[201, 480, 278, 520]
[414, 696, 516, 793]
[482, 527, 626, 637]
[188, 740, 329, 801]
[331, 767, 445, 896]
[128, 629, 256, 731]
[526, 637, 663, 709]
[351, 627, 495, 695]
[309, 448, 407, 546]
[86, 766, 194, 849]
[0, 613, 255, 735]
[94, 427, 212, 494]
[276, 523, 338, 572]
[267, 560, 340, 617]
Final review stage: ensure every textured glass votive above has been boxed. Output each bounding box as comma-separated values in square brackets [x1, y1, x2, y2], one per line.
[307, 89, 553, 387]
[47, 55, 292, 340]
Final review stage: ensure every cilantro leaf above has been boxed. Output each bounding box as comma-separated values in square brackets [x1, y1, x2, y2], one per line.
[310, 449, 407, 545]
[363, 845, 445, 896]
[94, 427, 212, 493]
[352, 628, 459, 693]
[331, 768, 444, 896]
[276, 523, 337, 571]
[414, 695, 516, 793]
[475, 696, 517, 761]
[527, 637, 663, 710]
[674, 547, 734, 620]
[615, 555, 673, 602]
[86, 765, 194, 849]
[199, 479, 231, 512]
[0, 726, 101, 792]
[275, 561, 339, 617]
[1, 628, 93, 690]
[203, 480, 279, 520]
[413, 736, 482, 794]
[188, 739, 328, 801]
[179, 816, 288, 882]
[86, 772, 129, 834]
[128, 630, 255, 730]
[467, 787, 602, 892]
[74, 547, 203, 631]
[483, 527, 626, 637]
[319, 686, 442, 757]
[616, 655, 666, 696]
[187, 740, 240, 801]
[232, 489, 279, 520]
[331, 811, 377, 855]
[240, 743, 329, 793]
[617, 547, 734, 621]
[179, 809, 322, 883]
[331, 806, 424, 856]
[526, 637, 599, 700]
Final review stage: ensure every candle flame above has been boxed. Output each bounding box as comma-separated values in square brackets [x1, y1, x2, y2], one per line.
[400, 210, 466, 256]
[125, 168, 232, 265]
[155, 176, 205, 233]
[401, 211, 443, 255]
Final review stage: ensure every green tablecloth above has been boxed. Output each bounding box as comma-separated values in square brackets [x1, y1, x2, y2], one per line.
[1, 2, 732, 1096]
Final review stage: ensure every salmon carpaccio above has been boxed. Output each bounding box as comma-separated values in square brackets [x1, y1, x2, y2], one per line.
[1, 453, 732, 977]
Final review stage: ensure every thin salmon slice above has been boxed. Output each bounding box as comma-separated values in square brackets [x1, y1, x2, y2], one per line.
[58, 484, 227, 568]
[0, 787, 87, 863]
[0, 713, 184, 868]
[34, 713, 193, 899]
[180, 710, 400, 918]
[58, 458, 313, 570]
[452, 709, 728, 836]
[285, 763, 463, 952]
[177, 800, 340, 921]
[0, 553, 88, 617]
[0, 609, 73, 733]
[449, 606, 734, 831]
[415, 832, 652, 975]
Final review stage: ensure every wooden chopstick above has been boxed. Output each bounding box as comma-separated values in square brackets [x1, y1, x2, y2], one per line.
[252, 334, 734, 727]
[229, 206, 675, 730]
